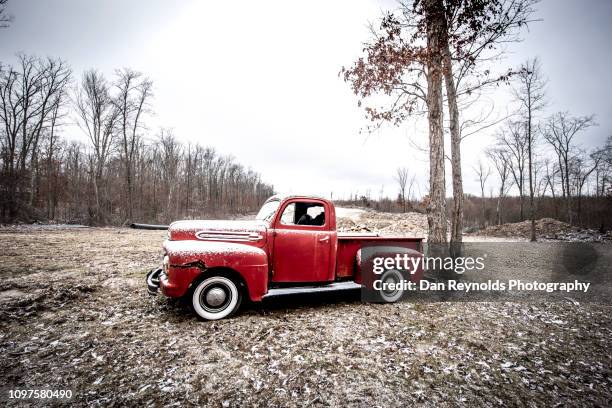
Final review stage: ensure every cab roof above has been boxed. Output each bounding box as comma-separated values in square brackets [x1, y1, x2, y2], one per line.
[265, 194, 332, 203]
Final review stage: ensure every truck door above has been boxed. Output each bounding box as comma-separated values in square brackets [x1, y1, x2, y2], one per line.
[271, 199, 332, 283]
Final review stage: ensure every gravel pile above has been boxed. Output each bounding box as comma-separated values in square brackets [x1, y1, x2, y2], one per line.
[337, 211, 428, 237]
[541, 229, 612, 243]
[478, 218, 612, 243]
[480, 218, 574, 238]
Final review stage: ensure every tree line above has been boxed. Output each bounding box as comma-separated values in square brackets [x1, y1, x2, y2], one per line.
[482, 87, 611, 230]
[0, 55, 274, 224]
[344, 58, 611, 232]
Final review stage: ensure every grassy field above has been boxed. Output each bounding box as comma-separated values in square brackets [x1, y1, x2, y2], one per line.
[0, 226, 610, 406]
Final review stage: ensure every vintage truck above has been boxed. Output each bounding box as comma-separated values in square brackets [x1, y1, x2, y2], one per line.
[146, 195, 424, 320]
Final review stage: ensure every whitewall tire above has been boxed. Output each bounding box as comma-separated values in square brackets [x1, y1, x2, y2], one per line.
[192, 276, 242, 320]
[378, 269, 404, 303]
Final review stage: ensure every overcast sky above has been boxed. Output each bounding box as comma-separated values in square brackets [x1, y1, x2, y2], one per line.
[1, 0, 611, 200]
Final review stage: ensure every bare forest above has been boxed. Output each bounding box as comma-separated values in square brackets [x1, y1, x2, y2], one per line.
[0, 56, 274, 225]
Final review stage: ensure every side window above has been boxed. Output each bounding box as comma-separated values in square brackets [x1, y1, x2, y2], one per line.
[280, 202, 325, 226]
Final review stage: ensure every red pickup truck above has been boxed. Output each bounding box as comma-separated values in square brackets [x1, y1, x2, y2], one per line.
[147, 195, 423, 320]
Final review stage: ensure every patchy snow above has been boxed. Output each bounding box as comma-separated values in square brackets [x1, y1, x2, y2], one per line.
[164, 240, 265, 258]
[169, 220, 267, 242]
[1, 227, 611, 406]
[463, 235, 525, 242]
[0, 289, 28, 301]
[0, 223, 89, 231]
[169, 219, 266, 233]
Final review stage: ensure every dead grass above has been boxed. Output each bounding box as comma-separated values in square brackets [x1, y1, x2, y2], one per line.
[0, 226, 610, 406]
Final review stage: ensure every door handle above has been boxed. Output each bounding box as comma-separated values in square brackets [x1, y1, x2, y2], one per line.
[319, 236, 330, 243]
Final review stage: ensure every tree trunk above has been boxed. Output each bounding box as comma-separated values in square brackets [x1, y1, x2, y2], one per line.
[126, 165, 133, 221]
[496, 194, 502, 225]
[93, 171, 102, 223]
[424, 0, 448, 244]
[442, 42, 463, 244]
[29, 151, 37, 207]
[528, 114, 536, 241]
[519, 186, 524, 221]
[481, 187, 486, 228]
[577, 192, 582, 225]
[564, 157, 571, 224]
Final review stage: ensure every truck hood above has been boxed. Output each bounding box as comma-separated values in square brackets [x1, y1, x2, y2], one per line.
[168, 220, 267, 246]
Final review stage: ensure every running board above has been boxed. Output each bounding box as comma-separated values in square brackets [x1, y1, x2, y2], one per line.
[263, 282, 362, 298]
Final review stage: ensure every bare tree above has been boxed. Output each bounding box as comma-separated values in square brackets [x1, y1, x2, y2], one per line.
[184, 142, 198, 216]
[473, 160, 491, 228]
[43, 84, 70, 219]
[571, 149, 604, 224]
[498, 121, 528, 220]
[395, 167, 415, 212]
[486, 147, 513, 225]
[540, 158, 561, 217]
[513, 58, 546, 241]
[594, 135, 612, 197]
[113, 68, 153, 222]
[0, 55, 71, 216]
[396, 167, 408, 213]
[74, 70, 118, 223]
[0, 62, 21, 217]
[542, 111, 596, 224]
[25, 57, 72, 206]
[441, 0, 538, 245]
[158, 129, 182, 221]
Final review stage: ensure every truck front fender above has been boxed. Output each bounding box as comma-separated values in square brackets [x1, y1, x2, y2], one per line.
[162, 240, 269, 301]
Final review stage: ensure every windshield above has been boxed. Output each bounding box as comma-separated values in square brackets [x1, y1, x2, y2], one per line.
[255, 200, 280, 222]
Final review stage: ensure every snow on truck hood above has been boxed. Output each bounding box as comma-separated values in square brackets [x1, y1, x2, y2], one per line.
[168, 220, 267, 243]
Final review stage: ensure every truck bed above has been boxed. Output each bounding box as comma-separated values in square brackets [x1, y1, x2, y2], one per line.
[335, 233, 424, 279]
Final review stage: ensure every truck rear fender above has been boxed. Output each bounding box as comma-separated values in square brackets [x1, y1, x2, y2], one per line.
[355, 245, 424, 284]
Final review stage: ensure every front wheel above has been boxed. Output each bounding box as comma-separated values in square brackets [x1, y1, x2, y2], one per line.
[191, 276, 242, 320]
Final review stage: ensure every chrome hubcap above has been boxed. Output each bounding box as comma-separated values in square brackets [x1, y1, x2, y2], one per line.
[206, 287, 227, 307]
[384, 276, 398, 295]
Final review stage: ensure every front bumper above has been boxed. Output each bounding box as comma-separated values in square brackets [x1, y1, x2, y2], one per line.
[146, 267, 185, 297]
[146, 267, 165, 296]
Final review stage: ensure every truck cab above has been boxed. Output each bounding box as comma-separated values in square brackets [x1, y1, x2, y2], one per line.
[147, 195, 423, 320]
[261, 196, 337, 283]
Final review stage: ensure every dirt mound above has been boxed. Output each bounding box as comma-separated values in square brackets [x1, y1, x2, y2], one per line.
[337, 210, 428, 237]
[480, 218, 573, 238]
[479, 217, 612, 242]
[549, 229, 612, 242]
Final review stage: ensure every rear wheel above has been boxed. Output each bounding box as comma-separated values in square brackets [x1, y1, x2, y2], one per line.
[378, 269, 404, 303]
[191, 276, 242, 320]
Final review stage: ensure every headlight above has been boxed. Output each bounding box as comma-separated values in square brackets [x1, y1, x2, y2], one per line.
[163, 255, 169, 273]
